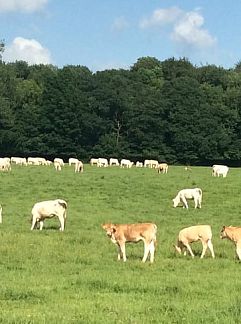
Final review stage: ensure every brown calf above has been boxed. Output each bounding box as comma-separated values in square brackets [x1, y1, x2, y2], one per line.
[220, 226, 241, 260]
[102, 223, 157, 263]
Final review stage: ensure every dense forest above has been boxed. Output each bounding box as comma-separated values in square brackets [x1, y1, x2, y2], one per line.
[1, 54, 241, 165]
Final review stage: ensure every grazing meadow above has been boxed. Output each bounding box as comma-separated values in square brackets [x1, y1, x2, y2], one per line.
[1, 164, 241, 323]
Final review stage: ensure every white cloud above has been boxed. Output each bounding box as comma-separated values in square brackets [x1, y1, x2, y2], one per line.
[171, 11, 216, 48]
[111, 16, 129, 32]
[140, 6, 182, 28]
[4, 37, 52, 65]
[0, 0, 48, 13]
[140, 7, 216, 49]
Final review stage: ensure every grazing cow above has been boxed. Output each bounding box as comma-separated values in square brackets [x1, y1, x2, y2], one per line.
[30, 199, 67, 231]
[75, 160, 84, 173]
[120, 159, 134, 168]
[109, 158, 119, 166]
[0, 159, 11, 172]
[102, 223, 157, 263]
[54, 158, 64, 166]
[174, 225, 215, 258]
[136, 161, 143, 167]
[212, 165, 229, 178]
[90, 158, 99, 166]
[69, 158, 79, 166]
[173, 188, 202, 209]
[97, 158, 108, 167]
[220, 226, 241, 260]
[54, 161, 62, 171]
[0, 204, 2, 224]
[157, 163, 168, 174]
[10, 157, 27, 166]
[144, 159, 159, 168]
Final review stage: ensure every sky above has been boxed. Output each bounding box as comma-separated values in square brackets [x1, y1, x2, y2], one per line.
[1, 0, 241, 72]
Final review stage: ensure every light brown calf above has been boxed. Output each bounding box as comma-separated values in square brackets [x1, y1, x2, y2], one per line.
[220, 226, 241, 260]
[102, 223, 157, 263]
[157, 163, 168, 174]
[174, 225, 215, 258]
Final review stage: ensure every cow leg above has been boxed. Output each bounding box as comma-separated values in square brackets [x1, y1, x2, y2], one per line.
[31, 215, 37, 230]
[207, 240, 215, 258]
[184, 243, 194, 258]
[236, 243, 241, 260]
[149, 241, 155, 263]
[194, 198, 198, 209]
[142, 241, 151, 263]
[198, 198, 202, 209]
[119, 242, 127, 262]
[200, 242, 208, 258]
[58, 215, 65, 231]
[182, 197, 188, 209]
[117, 245, 123, 260]
[39, 220, 44, 230]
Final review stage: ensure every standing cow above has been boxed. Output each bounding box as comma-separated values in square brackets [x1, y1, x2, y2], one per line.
[30, 199, 67, 231]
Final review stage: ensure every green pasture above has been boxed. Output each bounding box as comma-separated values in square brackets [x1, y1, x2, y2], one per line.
[0, 164, 241, 323]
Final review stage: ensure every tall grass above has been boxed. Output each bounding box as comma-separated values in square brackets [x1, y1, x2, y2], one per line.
[0, 165, 241, 323]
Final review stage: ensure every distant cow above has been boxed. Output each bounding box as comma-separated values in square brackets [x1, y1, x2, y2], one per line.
[144, 159, 159, 168]
[157, 163, 168, 174]
[212, 165, 229, 178]
[109, 158, 119, 166]
[30, 199, 67, 231]
[0, 159, 11, 172]
[69, 158, 79, 166]
[97, 158, 108, 167]
[120, 159, 134, 168]
[102, 223, 157, 263]
[174, 225, 215, 258]
[220, 226, 241, 260]
[54, 161, 62, 171]
[90, 158, 98, 166]
[136, 161, 143, 168]
[54, 158, 64, 166]
[75, 160, 84, 173]
[173, 188, 202, 209]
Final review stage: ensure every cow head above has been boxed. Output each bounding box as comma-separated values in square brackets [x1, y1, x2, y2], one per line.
[173, 197, 179, 208]
[220, 226, 228, 239]
[102, 223, 116, 237]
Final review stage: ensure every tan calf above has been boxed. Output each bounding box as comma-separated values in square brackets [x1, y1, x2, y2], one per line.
[174, 225, 215, 258]
[220, 226, 241, 260]
[157, 163, 168, 174]
[102, 223, 157, 263]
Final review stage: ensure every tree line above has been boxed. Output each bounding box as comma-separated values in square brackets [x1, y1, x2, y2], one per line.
[1, 56, 241, 165]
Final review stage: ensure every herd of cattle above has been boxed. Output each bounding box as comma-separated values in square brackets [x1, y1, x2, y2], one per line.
[0, 159, 239, 263]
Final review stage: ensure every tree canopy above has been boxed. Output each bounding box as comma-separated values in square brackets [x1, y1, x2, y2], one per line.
[0, 57, 241, 165]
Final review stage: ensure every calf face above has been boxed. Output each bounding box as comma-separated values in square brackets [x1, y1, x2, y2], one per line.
[220, 226, 228, 239]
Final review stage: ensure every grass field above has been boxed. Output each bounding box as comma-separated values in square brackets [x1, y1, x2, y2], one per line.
[0, 164, 241, 323]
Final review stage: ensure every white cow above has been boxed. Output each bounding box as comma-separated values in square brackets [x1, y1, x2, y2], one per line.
[144, 159, 159, 168]
[30, 199, 67, 231]
[97, 158, 108, 167]
[75, 160, 84, 173]
[69, 158, 79, 166]
[54, 161, 62, 171]
[90, 158, 99, 166]
[212, 165, 229, 178]
[54, 158, 64, 166]
[173, 188, 202, 209]
[174, 225, 215, 259]
[120, 159, 134, 168]
[27, 157, 40, 165]
[109, 158, 119, 166]
[136, 161, 143, 167]
[0, 159, 11, 172]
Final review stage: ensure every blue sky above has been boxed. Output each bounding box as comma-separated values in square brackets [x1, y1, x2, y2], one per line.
[1, 0, 241, 71]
